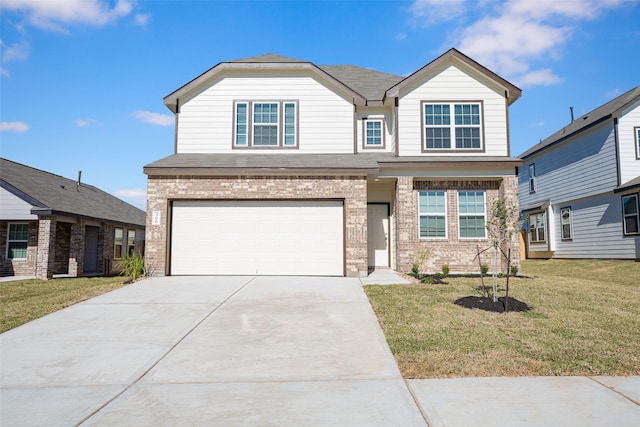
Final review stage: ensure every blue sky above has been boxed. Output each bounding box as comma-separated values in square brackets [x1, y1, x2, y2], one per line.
[1, 0, 639, 210]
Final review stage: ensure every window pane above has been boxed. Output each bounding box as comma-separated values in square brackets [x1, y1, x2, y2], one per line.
[562, 224, 571, 240]
[9, 223, 28, 240]
[623, 196, 638, 215]
[425, 104, 450, 125]
[419, 191, 445, 213]
[254, 125, 278, 146]
[455, 127, 480, 149]
[625, 216, 639, 234]
[235, 103, 247, 146]
[460, 216, 486, 238]
[420, 216, 446, 237]
[425, 128, 451, 149]
[284, 103, 296, 146]
[8, 242, 27, 259]
[254, 103, 278, 124]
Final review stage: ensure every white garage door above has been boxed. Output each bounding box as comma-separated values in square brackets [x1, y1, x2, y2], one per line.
[170, 200, 344, 276]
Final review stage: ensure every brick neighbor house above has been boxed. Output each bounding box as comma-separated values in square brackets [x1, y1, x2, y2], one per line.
[1, 158, 146, 279]
[144, 49, 522, 277]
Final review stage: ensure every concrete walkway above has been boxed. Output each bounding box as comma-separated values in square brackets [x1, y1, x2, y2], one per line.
[1, 276, 639, 426]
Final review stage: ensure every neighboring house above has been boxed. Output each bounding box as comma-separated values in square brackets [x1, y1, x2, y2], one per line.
[0, 158, 146, 279]
[518, 86, 640, 260]
[144, 49, 522, 277]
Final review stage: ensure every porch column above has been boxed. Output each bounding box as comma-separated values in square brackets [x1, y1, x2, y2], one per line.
[35, 216, 57, 280]
[68, 221, 85, 277]
[395, 176, 415, 273]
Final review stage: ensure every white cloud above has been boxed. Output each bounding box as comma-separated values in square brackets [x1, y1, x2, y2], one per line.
[409, 0, 636, 87]
[1, 0, 134, 32]
[131, 110, 174, 126]
[395, 32, 407, 41]
[409, 0, 467, 23]
[134, 13, 150, 27]
[75, 118, 103, 127]
[1, 39, 30, 62]
[0, 121, 29, 132]
[0, 67, 10, 77]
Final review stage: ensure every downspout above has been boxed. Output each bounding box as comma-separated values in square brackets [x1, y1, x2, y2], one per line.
[505, 90, 511, 157]
[353, 102, 358, 154]
[394, 97, 399, 157]
[174, 98, 180, 154]
[613, 117, 621, 187]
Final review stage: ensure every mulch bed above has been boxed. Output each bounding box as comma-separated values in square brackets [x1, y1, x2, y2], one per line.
[453, 295, 531, 313]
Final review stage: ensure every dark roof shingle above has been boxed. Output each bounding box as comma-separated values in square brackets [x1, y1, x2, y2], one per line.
[1, 158, 146, 227]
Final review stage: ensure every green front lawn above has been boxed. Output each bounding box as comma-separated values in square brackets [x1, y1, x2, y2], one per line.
[365, 259, 640, 378]
[1, 276, 130, 333]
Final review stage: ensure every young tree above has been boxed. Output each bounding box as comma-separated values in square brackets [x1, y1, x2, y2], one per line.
[485, 197, 520, 302]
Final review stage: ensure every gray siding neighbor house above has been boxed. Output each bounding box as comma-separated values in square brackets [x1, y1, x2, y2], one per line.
[0, 158, 146, 279]
[144, 49, 523, 277]
[518, 86, 640, 260]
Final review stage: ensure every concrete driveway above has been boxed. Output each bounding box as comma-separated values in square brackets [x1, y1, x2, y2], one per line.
[1, 276, 425, 426]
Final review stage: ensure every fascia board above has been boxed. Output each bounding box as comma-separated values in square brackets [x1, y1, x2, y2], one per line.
[164, 62, 366, 112]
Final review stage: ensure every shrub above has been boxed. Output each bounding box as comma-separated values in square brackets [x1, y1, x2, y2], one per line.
[480, 263, 489, 275]
[441, 264, 450, 277]
[409, 262, 420, 278]
[510, 264, 519, 276]
[119, 252, 146, 282]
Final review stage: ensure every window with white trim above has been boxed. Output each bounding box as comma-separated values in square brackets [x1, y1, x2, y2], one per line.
[458, 191, 486, 238]
[528, 164, 536, 194]
[364, 119, 384, 147]
[7, 223, 28, 260]
[423, 102, 482, 150]
[622, 194, 639, 235]
[529, 212, 546, 243]
[419, 191, 446, 238]
[127, 230, 136, 255]
[234, 101, 297, 148]
[561, 207, 572, 240]
[635, 127, 640, 159]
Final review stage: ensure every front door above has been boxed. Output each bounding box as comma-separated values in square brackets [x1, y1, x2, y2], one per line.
[83, 226, 99, 273]
[367, 204, 389, 268]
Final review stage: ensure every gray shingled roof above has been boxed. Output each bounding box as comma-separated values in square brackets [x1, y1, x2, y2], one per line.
[319, 65, 403, 101]
[1, 158, 146, 227]
[144, 153, 521, 174]
[519, 86, 640, 159]
[615, 175, 640, 193]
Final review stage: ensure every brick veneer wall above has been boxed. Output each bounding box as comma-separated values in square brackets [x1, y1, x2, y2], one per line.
[145, 175, 368, 277]
[0, 220, 38, 277]
[395, 176, 520, 274]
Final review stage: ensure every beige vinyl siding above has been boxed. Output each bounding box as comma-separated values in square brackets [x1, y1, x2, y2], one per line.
[397, 65, 509, 157]
[176, 73, 355, 153]
[356, 106, 394, 153]
[617, 102, 640, 185]
[0, 188, 37, 220]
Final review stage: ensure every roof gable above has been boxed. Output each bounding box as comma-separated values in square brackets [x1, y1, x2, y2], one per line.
[0, 158, 146, 227]
[519, 85, 640, 159]
[385, 48, 521, 105]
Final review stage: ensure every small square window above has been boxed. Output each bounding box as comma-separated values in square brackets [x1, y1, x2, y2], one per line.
[363, 119, 384, 148]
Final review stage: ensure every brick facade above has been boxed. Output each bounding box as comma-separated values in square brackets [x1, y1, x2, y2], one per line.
[145, 175, 369, 277]
[395, 176, 520, 274]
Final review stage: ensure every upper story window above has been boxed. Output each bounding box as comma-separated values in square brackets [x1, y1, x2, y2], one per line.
[528, 164, 536, 194]
[529, 212, 546, 243]
[422, 102, 483, 152]
[363, 119, 385, 149]
[635, 127, 640, 159]
[622, 194, 639, 235]
[7, 222, 28, 260]
[234, 101, 297, 148]
[419, 191, 447, 238]
[458, 191, 486, 239]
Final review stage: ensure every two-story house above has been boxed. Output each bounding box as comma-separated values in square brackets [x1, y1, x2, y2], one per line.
[144, 49, 522, 277]
[518, 86, 640, 260]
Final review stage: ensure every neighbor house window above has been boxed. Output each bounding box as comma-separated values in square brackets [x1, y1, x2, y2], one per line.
[622, 194, 639, 235]
[114, 228, 124, 258]
[423, 102, 482, 150]
[364, 119, 384, 147]
[635, 127, 640, 159]
[127, 230, 136, 255]
[234, 101, 297, 148]
[528, 164, 536, 194]
[458, 191, 486, 238]
[529, 212, 546, 243]
[561, 207, 572, 240]
[419, 191, 446, 238]
[7, 223, 28, 260]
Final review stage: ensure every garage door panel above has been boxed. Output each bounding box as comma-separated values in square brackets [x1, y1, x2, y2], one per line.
[170, 200, 343, 276]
